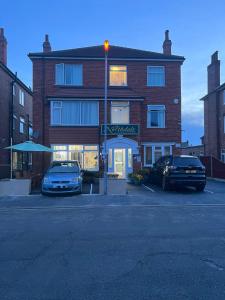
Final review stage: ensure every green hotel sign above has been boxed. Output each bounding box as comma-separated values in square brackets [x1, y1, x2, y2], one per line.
[101, 124, 139, 135]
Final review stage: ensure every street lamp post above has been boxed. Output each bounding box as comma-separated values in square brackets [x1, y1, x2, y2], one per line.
[103, 40, 109, 195]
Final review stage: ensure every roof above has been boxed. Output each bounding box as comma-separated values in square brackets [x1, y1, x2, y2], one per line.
[28, 45, 185, 62]
[47, 87, 145, 100]
[0, 62, 33, 95]
[200, 82, 225, 101]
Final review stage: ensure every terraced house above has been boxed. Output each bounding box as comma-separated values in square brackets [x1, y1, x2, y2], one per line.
[29, 31, 185, 178]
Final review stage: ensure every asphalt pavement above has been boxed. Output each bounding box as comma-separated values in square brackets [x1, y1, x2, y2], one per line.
[0, 179, 225, 300]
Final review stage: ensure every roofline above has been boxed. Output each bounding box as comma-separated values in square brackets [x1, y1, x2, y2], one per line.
[0, 62, 33, 95]
[47, 96, 145, 101]
[200, 82, 225, 101]
[28, 55, 185, 63]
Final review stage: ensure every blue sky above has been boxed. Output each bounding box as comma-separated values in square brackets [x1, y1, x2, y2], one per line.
[1, 0, 225, 145]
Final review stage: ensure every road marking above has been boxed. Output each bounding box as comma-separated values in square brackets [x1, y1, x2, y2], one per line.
[205, 189, 214, 194]
[142, 184, 155, 192]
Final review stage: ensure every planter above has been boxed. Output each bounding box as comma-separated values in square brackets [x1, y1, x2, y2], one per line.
[99, 178, 127, 195]
[0, 179, 31, 196]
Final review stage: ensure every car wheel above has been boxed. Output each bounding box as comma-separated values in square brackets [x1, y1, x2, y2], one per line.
[196, 184, 205, 192]
[162, 176, 170, 191]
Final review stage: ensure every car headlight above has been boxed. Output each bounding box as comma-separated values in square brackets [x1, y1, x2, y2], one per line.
[43, 177, 50, 184]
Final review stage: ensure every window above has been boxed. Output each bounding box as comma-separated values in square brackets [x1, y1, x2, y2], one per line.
[147, 66, 165, 87]
[223, 90, 225, 105]
[55, 64, 83, 86]
[111, 101, 129, 124]
[13, 84, 16, 96]
[224, 116, 225, 133]
[221, 149, 225, 163]
[108, 149, 112, 168]
[19, 117, 25, 133]
[128, 148, 132, 168]
[13, 114, 17, 130]
[19, 90, 25, 106]
[52, 145, 99, 171]
[144, 144, 172, 166]
[147, 105, 165, 128]
[51, 100, 99, 126]
[109, 65, 127, 86]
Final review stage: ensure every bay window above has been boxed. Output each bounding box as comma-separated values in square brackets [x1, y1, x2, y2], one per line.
[147, 105, 165, 128]
[144, 144, 172, 166]
[52, 145, 99, 171]
[55, 63, 82, 86]
[51, 100, 99, 126]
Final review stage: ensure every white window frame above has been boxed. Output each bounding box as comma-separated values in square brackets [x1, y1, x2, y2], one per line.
[147, 66, 165, 87]
[19, 117, 25, 134]
[221, 149, 225, 163]
[147, 105, 166, 128]
[144, 144, 172, 167]
[55, 63, 83, 86]
[51, 144, 99, 171]
[51, 100, 99, 126]
[111, 101, 130, 124]
[109, 65, 127, 86]
[19, 89, 25, 106]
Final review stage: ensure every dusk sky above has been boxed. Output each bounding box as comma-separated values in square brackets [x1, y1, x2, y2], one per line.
[1, 0, 225, 145]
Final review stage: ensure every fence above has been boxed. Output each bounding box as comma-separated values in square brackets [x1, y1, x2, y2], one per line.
[200, 156, 225, 179]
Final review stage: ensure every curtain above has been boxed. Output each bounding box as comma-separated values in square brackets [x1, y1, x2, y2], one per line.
[55, 64, 64, 85]
[62, 101, 80, 125]
[81, 101, 98, 125]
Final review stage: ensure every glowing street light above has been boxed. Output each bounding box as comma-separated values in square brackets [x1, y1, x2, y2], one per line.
[103, 40, 109, 195]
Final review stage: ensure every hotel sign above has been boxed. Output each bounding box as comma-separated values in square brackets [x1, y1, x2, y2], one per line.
[101, 124, 139, 135]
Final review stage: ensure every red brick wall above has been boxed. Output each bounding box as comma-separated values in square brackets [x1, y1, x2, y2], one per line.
[31, 58, 182, 174]
[0, 67, 32, 178]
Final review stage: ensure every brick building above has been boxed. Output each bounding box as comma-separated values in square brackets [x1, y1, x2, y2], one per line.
[201, 52, 225, 162]
[29, 31, 184, 178]
[0, 28, 33, 179]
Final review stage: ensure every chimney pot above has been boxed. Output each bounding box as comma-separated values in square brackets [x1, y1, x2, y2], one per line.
[163, 29, 172, 55]
[0, 27, 7, 65]
[43, 34, 51, 52]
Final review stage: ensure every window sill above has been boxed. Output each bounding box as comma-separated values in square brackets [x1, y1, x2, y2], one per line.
[54, 84, 83, 88]
[109, 85, 128, 88]
[50, 125, 99, 128]
[147, 127, 166, 129]
[146, 85, 165, 88]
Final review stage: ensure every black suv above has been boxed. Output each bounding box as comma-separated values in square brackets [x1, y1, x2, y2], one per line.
[149, 155, 206, 191]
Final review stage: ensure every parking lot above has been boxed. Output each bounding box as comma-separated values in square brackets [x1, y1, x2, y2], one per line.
[0, 179, 225, 300]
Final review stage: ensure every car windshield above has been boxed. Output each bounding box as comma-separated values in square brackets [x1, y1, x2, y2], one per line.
[48, 162, 79, 173]
[173, 157, 202, 167]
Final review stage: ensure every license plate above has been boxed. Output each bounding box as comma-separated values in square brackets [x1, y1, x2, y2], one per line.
[186, 170, 197, 174]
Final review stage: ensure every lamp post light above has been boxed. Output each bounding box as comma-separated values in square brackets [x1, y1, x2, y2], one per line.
[103, 40, 109, 195]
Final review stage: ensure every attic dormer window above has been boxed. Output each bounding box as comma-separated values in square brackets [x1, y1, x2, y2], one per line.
[55, 63, 83, 86]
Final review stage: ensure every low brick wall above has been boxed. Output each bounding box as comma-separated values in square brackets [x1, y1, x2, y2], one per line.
[200, 156, 225, 179]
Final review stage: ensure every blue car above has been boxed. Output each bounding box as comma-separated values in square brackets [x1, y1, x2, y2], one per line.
[41, 160, 83, 195]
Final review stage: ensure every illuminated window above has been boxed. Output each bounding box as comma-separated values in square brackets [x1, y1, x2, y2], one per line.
[111, 101, 129, 124]
[52, 145, 99, 171]
[109, 65, 127, 86]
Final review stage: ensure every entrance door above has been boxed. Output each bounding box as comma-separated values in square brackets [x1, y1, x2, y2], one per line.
[114, 149, 126, 178]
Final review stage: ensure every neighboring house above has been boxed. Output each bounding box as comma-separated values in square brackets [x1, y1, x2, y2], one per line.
[201, 52, 225, 163]
[181, 138, 204, 157]
[0, 28, 33, 179]
[29, 31, 185, 178]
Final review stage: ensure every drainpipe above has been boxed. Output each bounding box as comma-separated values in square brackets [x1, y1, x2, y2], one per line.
[10, 73, 17, 179]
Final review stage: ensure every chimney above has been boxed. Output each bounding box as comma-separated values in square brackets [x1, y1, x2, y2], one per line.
[207, 51, 220, 93]
[0, 28, 7, 65]
[163, 30, 172, 55]
[43, 34, 51, 52]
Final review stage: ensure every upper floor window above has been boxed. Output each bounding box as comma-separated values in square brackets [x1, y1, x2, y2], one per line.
[19, 117, 25, 133]
[147, 105, 165, 128]
[55, 64, 83, 86]
[13, 84, 16, 96]
[147, 66, 165, 87]
[111, 101, 129, 124]
[51, 100, 98, 126]
[19, 90, 25, 106]
[109, 65, 127, 86]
